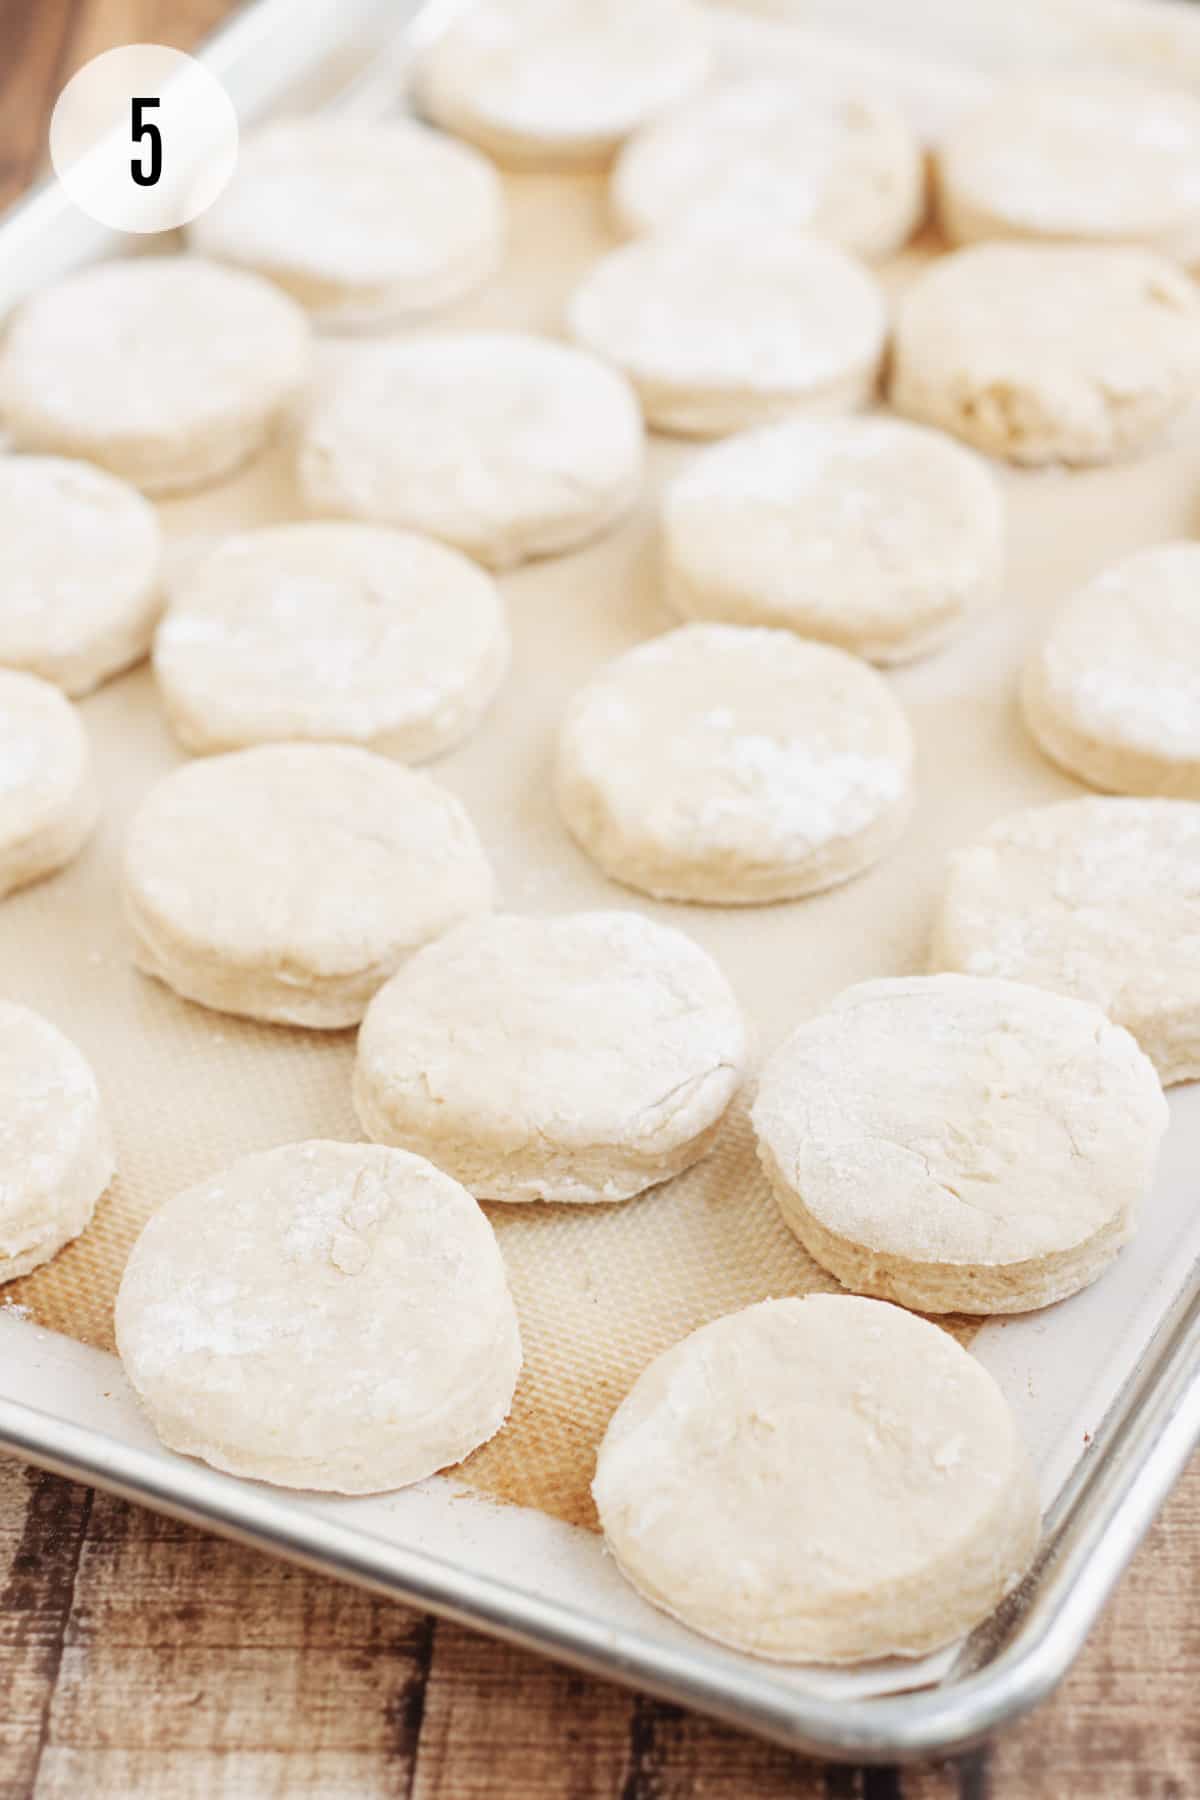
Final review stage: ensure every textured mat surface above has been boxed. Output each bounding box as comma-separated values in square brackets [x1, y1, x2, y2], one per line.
[20, 163, 1190, 1528]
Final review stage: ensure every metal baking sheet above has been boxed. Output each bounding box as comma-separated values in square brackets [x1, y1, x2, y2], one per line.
[1, 0, 1199, 1760]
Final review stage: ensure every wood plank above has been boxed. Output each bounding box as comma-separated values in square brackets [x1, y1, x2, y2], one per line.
[409, 1620, 969, 1800]
[33, 1748, 413, 1799]
[0, 0, 80, 209]
[0, 1459, 33, 1586]
[988, 1477, 1200, 1797]
[589, 1690, 833, 1799]
[1, 1462, 1198, 1798]
[410, 1620, 634, 1800]
[0, 1469, 94, 1800]
[32, 1489, 433, 1784]
[900, 1758, 977, 1800]
[0, 0, 231, 210]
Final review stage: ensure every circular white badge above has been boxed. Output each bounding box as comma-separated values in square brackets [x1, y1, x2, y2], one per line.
[50, 44, 238, 235]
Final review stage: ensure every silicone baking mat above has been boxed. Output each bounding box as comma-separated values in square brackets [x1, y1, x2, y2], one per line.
[7, 11, 1200, 1538]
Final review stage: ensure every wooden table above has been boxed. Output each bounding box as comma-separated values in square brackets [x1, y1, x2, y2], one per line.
[1, 4, 1197, 1794]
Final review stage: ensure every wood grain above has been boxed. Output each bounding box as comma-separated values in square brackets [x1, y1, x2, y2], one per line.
[0, 3, 1197, 1796]
[0, 0, 231, 209]
[0, 1460, 1197, 1798]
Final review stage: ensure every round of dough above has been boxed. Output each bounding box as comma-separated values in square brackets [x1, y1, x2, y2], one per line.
[0, 456, 162, 696]
[298, 332, 644, 570]
[1022, 542, 1200, 798]
[354, 911, 748, 1204]
[931, 796, 1200, 1085]
[592, 1294, 1041, 1663]
[115, 1141, 521, 1493]
[123, 744, 494, 1028]
[154, 523, 509, 760]
[556, 624, 913, 904]
[937, 73, 1200, 261]
[0, 670, 96, 900]
[414, 0, 711, 169]
[0, 256, 312, 494]
[753, 974, 1167, 1315]
[188, 118, 505, 327]
[612, 77, 925, 260]
[568, 233, 888, 437]
[663, 417, 1003, 663]
[0, 1001, 114, 1284]
[889, 242, 1200, 466]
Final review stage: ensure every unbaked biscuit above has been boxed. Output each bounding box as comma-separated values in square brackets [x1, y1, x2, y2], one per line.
[1022, 542, 1200, 797]
[931, 796, 1200, 1084]
[556, 623, 913, 903]
[0, 256, 312, 493]
[567, 233, 888, 437]
[189, 118, 504, 326]
[354, 911, 747, 1203]
[414, 0, 711, 169]
[753, 974, 1167, 1314]
[116, 1141, 521, 1493]
[938, 73, 1200, 261]
[593, 1294, 1041, 1663]
[123, 744, 494, 1028]
[0, 456, 161, 696]
[890, 242, 1200, 465]
[298, 333, 643, 569]
[663, 417, 1003, 662]
[0, 1001, 114, 1284]
[154, 522, 508, 760]
[0, 670, 96, 900]
[613, 76, 924, 260]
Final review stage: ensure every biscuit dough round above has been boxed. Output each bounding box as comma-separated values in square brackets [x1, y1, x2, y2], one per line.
[937, 73, 1200, 261]
[354, 911, 748, 1204]
[663, 417, 1003, 663]
[889, 243, 1200, 465]
[154, 523, 509, 760]
[932, 796, 1200, 1084]
[1022, 542, 1200, 798]
[123, 744, 494, 1028]
[593, 1294, 1041, 1663]
[0, 671, 97, 900]
[0, 1001, 115, 1284]
[753, 974, 1167, 1315]
[0, 256, 312, 494]
[612, 77, 924, 260]
[567, 233, 888, 437]
[115, 1141, 521, 1493]
[299, 332, 644, 569]
[556, 624, 913, 904]
[188, 118, 505, 327]
[0, 456, 162, 696]
[414, 0, 711, 168]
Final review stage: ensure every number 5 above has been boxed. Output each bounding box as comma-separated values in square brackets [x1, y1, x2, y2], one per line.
[131, 96, 162, 187]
